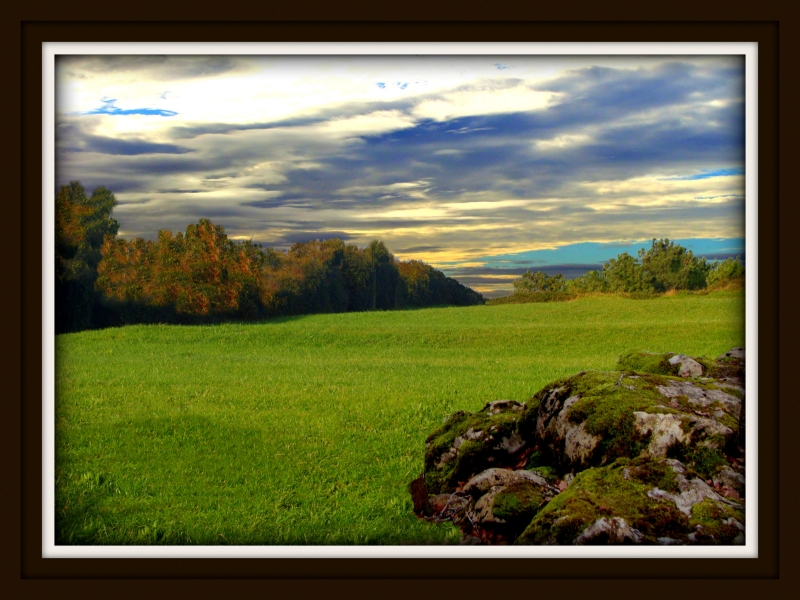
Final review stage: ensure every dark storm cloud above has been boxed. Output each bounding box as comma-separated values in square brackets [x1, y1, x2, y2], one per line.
[61, 134, 193, 156]
[116, 197, 154, 206]
[395, 245, 443, 254]
[538, 61, 743, 128]
[167, 98, 414, 139]
[349, 99, 743, 194]
[79, 137, 193, 155]
[57, 120, 194, 156]
[240, 197, 313, 209]
[168, 117, 328, 139]
[446, 264, 604, 280]
[268, 89, 742, 212]
[263, 230, 356, 246]
[447, 275, 519, 286]
[57, 55, 252, 81]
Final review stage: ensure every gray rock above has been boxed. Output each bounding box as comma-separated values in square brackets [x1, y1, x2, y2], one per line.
[724, 517, 745, 532]
[537, 394, 602, 470]
[463, 428, 485, 441]
[462, 468, 548, 495]
[656, 380, 741, 417]
[465, 476, 557, 534]
[498, 431, 526, 454]
[668, 354, 705, 377]
[575, 517, 644, 545]
[429, 493, 472, 523]
[483, 400, 525, 415]
[718, 347, 744, 361]
[658, 537, 681, 545]
[460, 535, 483, 545]
[633, 412, 690, 457]
[648, 461, 742, 517]
[713, 467, 745, 496]
[633, 409, 734, 456]
[470, 486, 509, 525]
[563, 422, 601, 465]
[434, 448, 458, 470]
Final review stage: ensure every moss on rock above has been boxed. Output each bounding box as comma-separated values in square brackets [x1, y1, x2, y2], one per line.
[533, 371, 682, 471]
[689, 498, 745, 544]
[666, 443, 728, 480]
[481, 480, 552, 531]
[517, 457, 690, 545]
[617, 351, 680, 376]
[423, 400, 538, 494]
[531, 368, 740, 475]
[617, 349, 744, 388]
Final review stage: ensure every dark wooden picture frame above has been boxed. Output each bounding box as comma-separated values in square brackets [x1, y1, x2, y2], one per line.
[5, 7, 797, 598]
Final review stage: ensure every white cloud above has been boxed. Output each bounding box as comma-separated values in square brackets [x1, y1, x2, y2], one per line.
[580, 173, 745, 209]
[336, 180, 432, 197]
[413, 85, 561, 121]
[535, 133, 593, 151]
[319, 110, 417, 136]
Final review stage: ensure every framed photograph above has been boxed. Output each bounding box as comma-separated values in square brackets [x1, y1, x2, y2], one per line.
[9, 12, 795, 598]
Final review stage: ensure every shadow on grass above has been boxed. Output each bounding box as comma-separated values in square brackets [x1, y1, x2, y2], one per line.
[56, 415, 269, 545]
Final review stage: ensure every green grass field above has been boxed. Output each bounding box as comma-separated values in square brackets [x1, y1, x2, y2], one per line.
[54, 291, 745, 545]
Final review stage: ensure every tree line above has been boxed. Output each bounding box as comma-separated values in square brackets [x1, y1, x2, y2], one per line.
[55, 182, 484, 334]
[509, 239, 745, 299]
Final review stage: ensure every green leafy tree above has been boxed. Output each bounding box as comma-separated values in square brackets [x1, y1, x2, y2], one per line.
[601, 253, 654, 293]
[341, 244, 374, 311]
[396, 260, 433, 307]
[566, 269, 607, 294]
[366, 240, 399, 310]
[55, 182, 119, 332]
[638, 238, 710, 291]
[513, 270, 568, 294]
[707, 256, 745, 288]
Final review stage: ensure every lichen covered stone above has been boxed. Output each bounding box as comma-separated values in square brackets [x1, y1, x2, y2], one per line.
[423, 400, 537, 494]
[516, 456, 742, 545]
[532, 370, 740, 473]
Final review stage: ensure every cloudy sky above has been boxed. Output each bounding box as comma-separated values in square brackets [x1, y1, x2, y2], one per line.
[55, 54, 745, 296]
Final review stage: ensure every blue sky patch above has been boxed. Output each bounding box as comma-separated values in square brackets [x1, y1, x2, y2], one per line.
[442, 238, 746, 271]
[85, 98, 178, 117]
[86, 106, 179, 117]
[665, 167, 744, 181]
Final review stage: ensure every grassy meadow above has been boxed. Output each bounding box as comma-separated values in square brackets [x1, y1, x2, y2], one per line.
[54, 290, 745, 545]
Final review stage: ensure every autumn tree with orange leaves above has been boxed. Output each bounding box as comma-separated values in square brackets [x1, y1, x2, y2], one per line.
[59, 182, 484, 331]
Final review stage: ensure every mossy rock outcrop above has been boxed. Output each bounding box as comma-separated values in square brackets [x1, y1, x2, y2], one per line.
[420, 468, 560, 544]
[517, 456, 744, 545]
[411, 348, 746, 545]
[422, 400, 538, 494]
[532, 369, 742, 475]
[617, 348, 744, 387]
